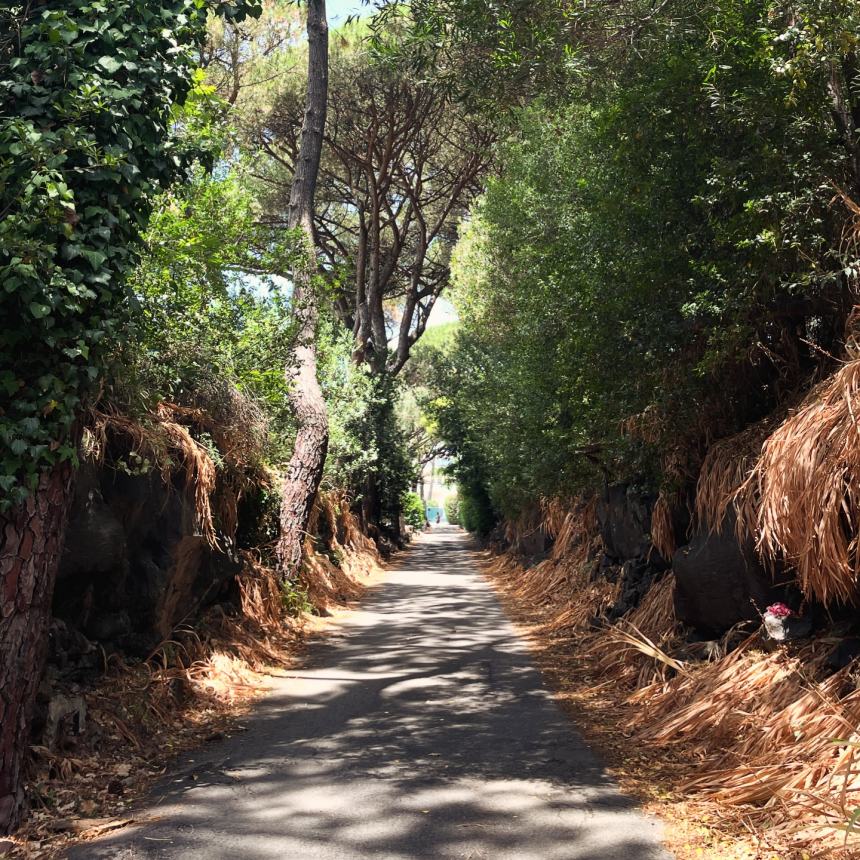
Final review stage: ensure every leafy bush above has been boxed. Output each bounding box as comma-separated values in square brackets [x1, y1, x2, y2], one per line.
[444, 495, 460, 525]
[402, 491, 426, 529]
[432, 0, 860, 520]
[281, 579, 313, 617]
[116, 165, 383, 493]
[0, 0, 260, 508]
[458, 484, 496, 536]
[118, 164, 297, 444]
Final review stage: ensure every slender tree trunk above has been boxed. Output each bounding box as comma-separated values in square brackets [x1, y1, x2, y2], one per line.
[427, 457, 436, 503]
[0, 464, 74, 832]
[277, 0, 329, 579]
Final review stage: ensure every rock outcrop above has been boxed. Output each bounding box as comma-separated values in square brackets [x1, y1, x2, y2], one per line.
[673, 509, 789, 636]
[53, 462, 240, 656]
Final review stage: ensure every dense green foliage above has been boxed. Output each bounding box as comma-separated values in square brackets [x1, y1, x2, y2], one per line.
[457, 483, 495, 535]
[0, 2, 429, 539]
[0, 0, 260, 509]
[121, 165, 292, 410]
[120, 160, 418, 538]
[355, 376, 419, 533]
[429, 0, 860, 519]
[18, 0, 852, 550]
[443, 494, 459, 526]
[118, 164, 378, 489]
[402, 491, 426, 529]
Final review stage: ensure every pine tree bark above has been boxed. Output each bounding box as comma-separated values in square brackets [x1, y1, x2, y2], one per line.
[277, 0, 329, 579]
[0, 464, 74, 833]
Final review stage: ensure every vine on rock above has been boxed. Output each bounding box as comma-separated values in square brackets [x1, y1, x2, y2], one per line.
[0, 0, 260, 510]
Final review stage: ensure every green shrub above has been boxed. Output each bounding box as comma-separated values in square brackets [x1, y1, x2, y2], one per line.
[444, 495, 461, 525]
[402, 491, 426, 528]
[281, 579, 313, 617]
[458, 484, 496, 535]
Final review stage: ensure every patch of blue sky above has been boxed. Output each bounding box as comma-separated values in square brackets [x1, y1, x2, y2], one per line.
[327, 0, 369, 22]
[427, 296, 457, 328]
[228, 270, 292, 302]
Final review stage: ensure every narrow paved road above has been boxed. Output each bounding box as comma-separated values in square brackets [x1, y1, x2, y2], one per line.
[69, 528, 671, 860]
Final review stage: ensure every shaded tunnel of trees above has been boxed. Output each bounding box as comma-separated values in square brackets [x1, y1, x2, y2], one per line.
[4, 0, 860, 853]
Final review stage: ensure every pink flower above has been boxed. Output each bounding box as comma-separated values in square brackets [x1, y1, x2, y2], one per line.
[765, 602, 793, 618]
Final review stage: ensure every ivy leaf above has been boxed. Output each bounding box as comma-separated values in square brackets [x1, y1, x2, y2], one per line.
[98, 55, 123, 74]
[0, 372, 21, 396]
[0, 0, 263, 502]
[80, 248, 107, 269]
[28, 302, 51, 319]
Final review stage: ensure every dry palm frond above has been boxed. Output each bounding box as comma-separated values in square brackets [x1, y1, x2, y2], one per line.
[301, 548, 368, 607]
[625, 573, 677, 642]
[830, 181, 860, 259]
[157, 416, 217, 547]
[238, 552, 286, 630]
[608, 621, 689, 676]
[88, 392, 270, 552]
[320, 489, 372, 553]
[485, 496, 860, 855]
[739, 357, 860, 605]
[539, 495, 595, 548]
[504, 505, 543, 551]
[216, 483, 241, 542]
[487, 496, 610, 637]
[625, 633, 860, 848]
[650, 490, 677, 561]
[540, 496, 570, 539]
[87, 407, 169, 467]
[620, 403, 664, 444]
[544, 578, 620, 634]
[581, 575, 679, 688]
[695, 415, 778, 533]
[300, 490, 381, 608]
[565, 495, 598, 554]
[320, 490, 340, 540]
[89, 406, 218, 547]
[161, 380, 268, 475]
[331, 490, 377, 557]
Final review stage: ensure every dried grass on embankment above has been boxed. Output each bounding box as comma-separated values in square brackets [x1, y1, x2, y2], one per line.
[6, 493, 383, 860]
[484, 492, 860, 860]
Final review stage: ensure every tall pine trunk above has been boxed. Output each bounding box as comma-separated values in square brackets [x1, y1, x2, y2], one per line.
[0, 464, 74, 832]
[277, 0, 330, 579]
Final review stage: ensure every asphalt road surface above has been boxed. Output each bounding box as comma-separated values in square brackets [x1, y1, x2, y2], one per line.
[68, 527, 672, 860]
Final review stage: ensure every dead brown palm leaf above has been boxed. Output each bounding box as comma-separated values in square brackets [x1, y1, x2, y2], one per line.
[739, 357, 860, 605]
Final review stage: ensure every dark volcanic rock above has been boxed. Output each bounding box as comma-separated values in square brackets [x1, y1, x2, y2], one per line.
[58, 477, 127, 582]
[763, 611, 813, 642]
[54, 462, 240, 656]
[42, 693, 86, 750]
[46, 619, 99, 681]
[825, 638, 860, 671]
[597, 483, 655, 562]
[595, 483, 669, 618]
[608, 559, 664, 620]
[673, 510, 787, 636]
[518, 528, 550, 565]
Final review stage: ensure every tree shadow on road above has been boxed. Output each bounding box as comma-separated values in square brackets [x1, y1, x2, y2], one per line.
[67, 531, 670, 860]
